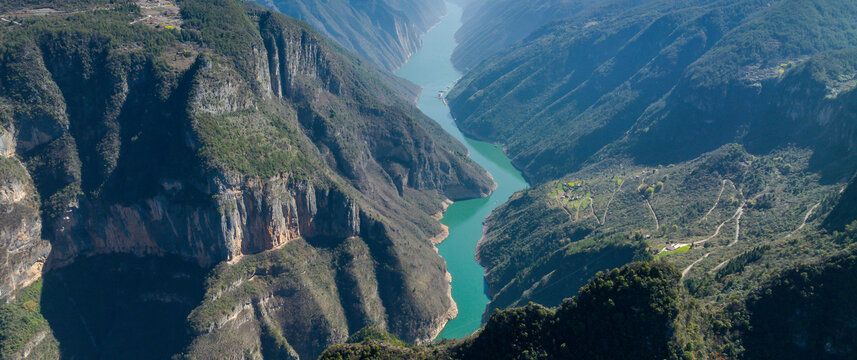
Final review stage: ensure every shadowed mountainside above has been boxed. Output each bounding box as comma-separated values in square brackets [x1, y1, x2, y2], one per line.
[0, 0, 492, 358]
[320, 247, 857, 359]
[445, 0, 857, 341]
[259, 0, 445, 73]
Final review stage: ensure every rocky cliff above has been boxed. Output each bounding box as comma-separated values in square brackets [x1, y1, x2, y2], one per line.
[0, 128, 48, 300]
[0, 0, 491, 358]
[319, 247, 857, 359]
[260, 0, 445, 73]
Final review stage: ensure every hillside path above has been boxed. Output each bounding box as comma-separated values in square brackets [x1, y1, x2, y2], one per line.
[646, 200, 659, 230]
[788, 202, 821, 237]
[682, 252, 711, 279]
[727, 204, 745, 247]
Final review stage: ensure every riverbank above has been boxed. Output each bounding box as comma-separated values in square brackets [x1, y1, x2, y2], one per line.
[396, 1, 529, 340]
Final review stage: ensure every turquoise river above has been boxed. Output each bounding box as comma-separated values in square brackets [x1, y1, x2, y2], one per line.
[396, 2, 530, 339]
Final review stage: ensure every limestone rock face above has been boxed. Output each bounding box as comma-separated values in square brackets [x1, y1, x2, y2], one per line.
[216, 177, 361, 261]
[263, 0, 446, 72]
[0, 136, 49, 300]
[0, 2, 491, 358]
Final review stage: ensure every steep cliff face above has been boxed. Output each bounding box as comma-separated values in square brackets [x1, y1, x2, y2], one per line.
[629, 48, 857, 181]
[319, 248, 857, 360]
[0, 0, 491, 358]
[260, 0, 445, 72]
[184, 212, 452, 359]
[0, 129, 48, 300]
[319, 262, 685, 360]
[452, 0, 572, 71]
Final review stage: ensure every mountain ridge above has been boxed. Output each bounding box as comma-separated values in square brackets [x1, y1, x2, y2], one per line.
[444, 0, 857, 350]
[0, 0, 492, 358]
[259, 0, 446, 73]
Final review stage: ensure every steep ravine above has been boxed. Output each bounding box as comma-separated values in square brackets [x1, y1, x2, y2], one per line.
[396, 2, 529, 339]
[0, 2, 492, 359]
[260, 0, 446, 73]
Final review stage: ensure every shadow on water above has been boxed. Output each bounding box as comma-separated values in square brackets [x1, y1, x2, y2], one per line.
[40, 254, 204, 359]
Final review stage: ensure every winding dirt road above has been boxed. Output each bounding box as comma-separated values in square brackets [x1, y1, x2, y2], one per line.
[682, 252, 711, 279]
[646, 200, 659, 230]
[727, 204, 745, 247]
[789, 202, 821, 237]
[600, 182, 623, 225]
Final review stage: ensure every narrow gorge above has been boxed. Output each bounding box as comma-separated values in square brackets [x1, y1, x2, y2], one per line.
[396, 2, 529, 339]
[0, 1, 493, 358]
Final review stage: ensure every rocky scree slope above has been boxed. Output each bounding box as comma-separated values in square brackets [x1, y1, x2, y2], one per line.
[0, 0, 492, 358]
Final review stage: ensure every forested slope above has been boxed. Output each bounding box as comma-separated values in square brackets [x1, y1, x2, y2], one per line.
[445, 0, 857, 321]
[0, 0, 491, 358]
[320, 246, 857, 359]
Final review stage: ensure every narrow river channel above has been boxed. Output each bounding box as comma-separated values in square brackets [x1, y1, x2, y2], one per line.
[396, 2, 530, 340]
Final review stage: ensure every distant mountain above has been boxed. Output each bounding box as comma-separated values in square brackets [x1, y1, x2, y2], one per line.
[259, 0, 445, 72]
[451, 0, 664, 71]
[452, 0, 570, 71]
[450, 0, 857, 183]
[446, 0, 857, 335]
[0, 0, 491, 358]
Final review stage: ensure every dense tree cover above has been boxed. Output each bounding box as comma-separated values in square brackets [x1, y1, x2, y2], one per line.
[449, 0, 857, 183]
[346, 327, 410, 347]
[0, 281, 55, 359]
[549, 263, 682, 359]
[456, 304, 555, 359]
[321, 262, 685, 360]
[715, 246, 769, 281]
[457, 262, 683, 360]
[824, 172, 857, 231]
[740, 246, 857, 359]
[322, 246, 857, 359]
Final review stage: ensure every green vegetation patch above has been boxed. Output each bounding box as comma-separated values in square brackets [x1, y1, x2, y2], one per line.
[346, 326, 408, 347]
[0, 155, 29, 184]
[479, 144, 846, 311]
[660, 245, 690, 256]
[0, 3, 179, 56]
[0, 281, 57, 359]
[178, 0, 262, 86]
[0, 0, 129, 13]
[192, 111, 311, 179]
[322, 262, 684, 360]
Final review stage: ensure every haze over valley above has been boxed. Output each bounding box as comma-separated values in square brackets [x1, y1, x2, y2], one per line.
[1, 0, 856, 359]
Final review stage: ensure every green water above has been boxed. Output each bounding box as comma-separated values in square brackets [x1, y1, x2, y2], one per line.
[396, 2, 529, 339]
